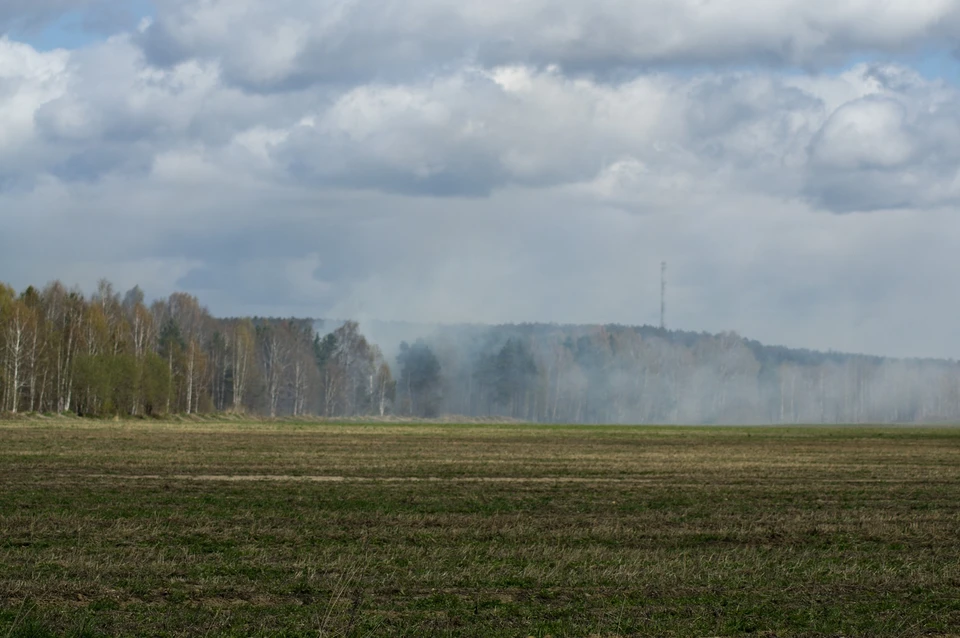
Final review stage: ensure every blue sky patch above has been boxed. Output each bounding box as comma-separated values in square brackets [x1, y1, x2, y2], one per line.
[9, 0, 153, 51]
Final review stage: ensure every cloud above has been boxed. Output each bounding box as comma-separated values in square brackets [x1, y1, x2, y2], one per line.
[0, 37, 69, 182]
[137, 0, 960, 91]
[0, 1, 97, 31]
[8, 27, 960, 208]
[273, 66, 667, 196]
[3, 32, 314, 185]
[2, 2, 960, 359]
[811, 98, 916, 171]
[0, 0, 148, 41]
[803, 70, 960, 211]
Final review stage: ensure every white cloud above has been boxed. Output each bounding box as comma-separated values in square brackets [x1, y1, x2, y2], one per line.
[0, 38, 67, 169]
[811, 98, 915, 170]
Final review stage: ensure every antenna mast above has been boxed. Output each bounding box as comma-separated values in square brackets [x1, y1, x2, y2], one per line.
[660, 261, 667, 330]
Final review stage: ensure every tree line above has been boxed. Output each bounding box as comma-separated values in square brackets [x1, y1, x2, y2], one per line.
[0, 280, 437, 418]
[3, 279, 959, 423]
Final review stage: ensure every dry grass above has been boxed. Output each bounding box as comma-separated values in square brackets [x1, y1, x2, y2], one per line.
[1, 421, 959, 636]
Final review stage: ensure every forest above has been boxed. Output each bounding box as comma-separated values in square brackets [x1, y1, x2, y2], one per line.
[1, 279, 958, 423]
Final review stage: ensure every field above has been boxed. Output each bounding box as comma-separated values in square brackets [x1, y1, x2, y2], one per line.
[1, 420, 959, 637]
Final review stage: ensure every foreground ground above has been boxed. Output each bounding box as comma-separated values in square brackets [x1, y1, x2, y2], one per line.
[0, 420, 958, 637]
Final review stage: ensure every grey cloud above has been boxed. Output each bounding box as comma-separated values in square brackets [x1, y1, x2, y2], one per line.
[280, 124, 507, 198]
[12, 26, 960, 214]
[3, 146, 960, 358]
[49, 146, 154, 182]
[137, 0, 960, 91]
[176, 253, 333, 313]
[17, 35, 314, 184]
[804, 91, 960, 212]
[679, 73, 821, 188]
[279, 64, 960, 208]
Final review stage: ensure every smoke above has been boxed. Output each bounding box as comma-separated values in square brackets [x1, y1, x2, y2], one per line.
[325, 321, 960, 425]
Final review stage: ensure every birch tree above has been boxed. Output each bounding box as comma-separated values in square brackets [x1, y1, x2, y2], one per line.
[231, 320, 255, 413]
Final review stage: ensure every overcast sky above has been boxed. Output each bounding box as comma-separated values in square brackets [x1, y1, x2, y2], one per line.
[3, 0, 960, 358]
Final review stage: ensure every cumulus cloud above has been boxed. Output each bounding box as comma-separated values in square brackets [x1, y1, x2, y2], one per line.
[138, 0, 960, 91]
[0, 38, 68, 184]
[811, 98, 916, 170]
[8, 13, 960, 208]
[803, 70, 960, 211]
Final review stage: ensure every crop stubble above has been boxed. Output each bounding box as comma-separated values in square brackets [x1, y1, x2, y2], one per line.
[1, 421, 958, 636]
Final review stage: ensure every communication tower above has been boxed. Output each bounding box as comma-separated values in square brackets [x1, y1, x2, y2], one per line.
[660, 262, 667, 330]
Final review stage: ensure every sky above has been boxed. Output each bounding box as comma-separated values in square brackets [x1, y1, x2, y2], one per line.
[3, 0, 960, 359]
